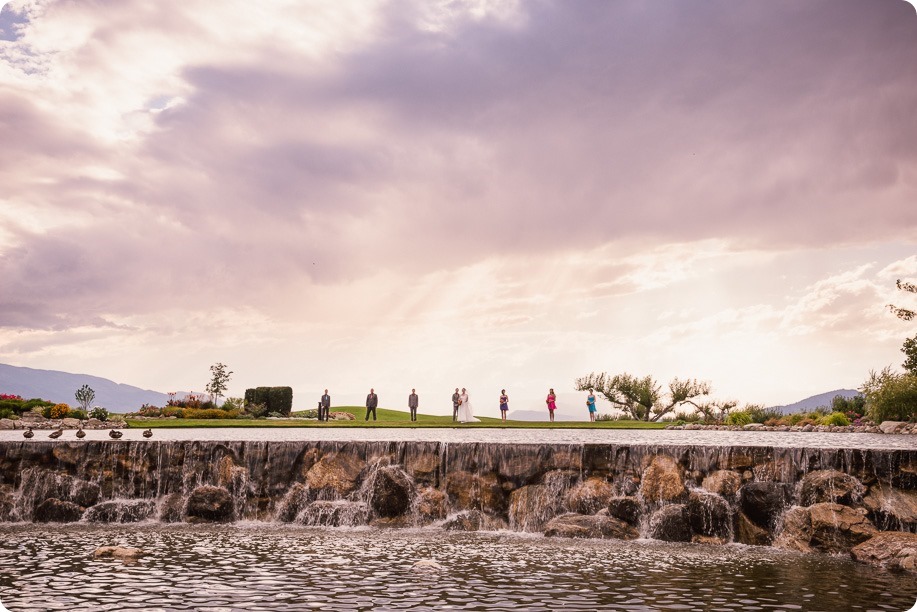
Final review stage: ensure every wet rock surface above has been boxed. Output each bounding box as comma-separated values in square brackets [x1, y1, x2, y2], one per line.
[186, 486, 234, 522]
[851, 531, 917, 572]
[544, 512, 639, 540]
[648, 505, 692, 542]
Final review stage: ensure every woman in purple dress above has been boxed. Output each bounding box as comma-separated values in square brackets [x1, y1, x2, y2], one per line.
[546, 388, 556, 422]
[499, 389, 509, 422]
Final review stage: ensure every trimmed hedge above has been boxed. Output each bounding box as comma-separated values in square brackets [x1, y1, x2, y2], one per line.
[244, 386, 293, 416]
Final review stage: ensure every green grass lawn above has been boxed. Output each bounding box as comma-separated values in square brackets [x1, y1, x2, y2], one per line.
[125, 406, 666, 429]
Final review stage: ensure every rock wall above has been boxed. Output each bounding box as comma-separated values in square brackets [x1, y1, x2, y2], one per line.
[1, 440, 915, 569]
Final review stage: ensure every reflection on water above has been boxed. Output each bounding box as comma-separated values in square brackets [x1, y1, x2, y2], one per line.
[2, 427, 915, 449]
[1, 524, 915, 611]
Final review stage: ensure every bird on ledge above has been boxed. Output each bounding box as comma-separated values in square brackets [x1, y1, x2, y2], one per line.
[48, 427, 63, 439]
[76, 423, 86, 439]
[23, 427, 34, 439]
[109, 429, 123, 439]
[142, 429, 153, 438]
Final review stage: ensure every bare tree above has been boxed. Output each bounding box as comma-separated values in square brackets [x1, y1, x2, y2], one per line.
[575, 372, 711, 422]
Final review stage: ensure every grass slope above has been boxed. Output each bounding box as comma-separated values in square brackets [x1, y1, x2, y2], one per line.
[126, 406, 666, 429]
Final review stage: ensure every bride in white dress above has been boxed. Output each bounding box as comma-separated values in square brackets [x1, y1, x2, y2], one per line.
[457, 388, 480, 423]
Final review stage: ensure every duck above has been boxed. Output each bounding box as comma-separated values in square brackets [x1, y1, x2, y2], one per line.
[48, 427, 63, 439]
[76, 423, 86, 439]
[142, 429, 153, 439]
[109, 429, 123, 439]
[23, 427, 34, 439]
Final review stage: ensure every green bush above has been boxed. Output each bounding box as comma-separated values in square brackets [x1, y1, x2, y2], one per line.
[726, 411, 752, 426]
[183, 408, 240, 419]
[290, 409, 318, 419]
[861, 368, 917, 423]
[745, 405, 783, 424]
[819, 412, 851, 426]
[138, 405, 162, 417]
[222, 397, 244, 411]
[69, 409, 87, 420]
[161, 406, 184, 418]
[89, 406, 110, 421]
[244, 386, 293, 416]
[0, 407, 14, 419]
[245, 402, 268, 418]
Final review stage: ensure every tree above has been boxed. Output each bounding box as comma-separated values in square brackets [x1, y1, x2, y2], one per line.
[205, 362, 234, 406]
[860, 366, 917, 423]
[574, 372, 711, 421]
[888, 279, 916, 321]
[903, 334, 917, 375]
[74, 384, 95, 412]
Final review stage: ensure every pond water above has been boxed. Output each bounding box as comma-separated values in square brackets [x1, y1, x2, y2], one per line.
[1, 427, 915, 450]
[0, 524, 914, 611]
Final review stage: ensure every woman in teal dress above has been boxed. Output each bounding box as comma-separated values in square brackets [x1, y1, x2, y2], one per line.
[586, 389, 597, 422]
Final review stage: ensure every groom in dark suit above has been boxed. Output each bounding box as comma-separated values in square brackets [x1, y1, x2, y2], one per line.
[408, 389, 418, 422]
[451, 388, 460, 422]
[320, 389, 331, 421]
[365, 388, 378, 421]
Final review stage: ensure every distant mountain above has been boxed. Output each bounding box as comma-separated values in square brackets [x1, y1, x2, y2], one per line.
[0, 363, 172, 411]
[770, 389, 861, 414]
[507, 409, 581, 422]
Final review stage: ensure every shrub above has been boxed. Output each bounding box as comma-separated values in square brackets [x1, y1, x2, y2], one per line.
[725, 411, 752, 426]
[222, 397, 244, 411]
[138, 405, 162, 417]
[0, 407, 14, 419]
[819, 412, 851, 426]
[244, 386, 293, 416]
[183, 408, 240, 419]
[267, 411, 284, 418]
[245, 402, 269, 418]
[161, 406, 184, 418]
[290, 409, 318, 419]
[798, 418, 818, 427]
[43, 403, 71, 419]
[861, 368, 917, 423]
[69, 409, 87, 420]
[89, 406, 110, 421]
[745, 405, 783, 424]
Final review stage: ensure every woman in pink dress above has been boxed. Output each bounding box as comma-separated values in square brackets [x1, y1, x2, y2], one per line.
[546, 388, 557, 422]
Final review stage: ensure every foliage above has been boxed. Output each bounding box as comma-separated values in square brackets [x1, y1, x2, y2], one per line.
[205, 362, 234, 405]
[222, 397, 244, 411]
[860, 367, 917, 423]
[45, 403, 71, 419]
[244, 402, 269, 418]
[183, 408, 240, 419]
[0, 407, 14, 419]
[903, 334, 917, 375]
[161, 406, 184, 418]
[0, 393, 23, 401]
[725, 411, 752, 426]
[290, 409, 318, 419]
[69, 409, 87, 420]
[267, 411, 284, 418]
[574, 372, 711, 422]
[829, 394, 866, 412]
[888, 279, 916, 321]
[74, 385, 95, 412]
[244, 386, 293, 417]
[0, 396, 53, 416]
[744, 404, 783, 424]
[819, 412, 851, 426]
[89, 406, 110, 421]
[138, 404, 162, 417]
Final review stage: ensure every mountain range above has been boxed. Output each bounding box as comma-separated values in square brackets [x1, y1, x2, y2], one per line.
[769, 389, 861, 414]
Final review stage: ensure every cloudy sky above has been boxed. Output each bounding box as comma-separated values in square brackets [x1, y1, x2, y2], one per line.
[1, 0, 915, 415]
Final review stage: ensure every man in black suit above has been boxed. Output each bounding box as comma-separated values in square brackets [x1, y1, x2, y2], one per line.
[365, 388, 378, 421]
[451, 388, 460, 422]
[408, 389, 419, 422]
[320, 389, 331, 421]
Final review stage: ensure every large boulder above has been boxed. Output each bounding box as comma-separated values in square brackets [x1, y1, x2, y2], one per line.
[415, 487, 447, 523]
[799, 470, 865, 506]
[544, 512, 639, 540]
[34, 498, 83, 523]
[648, 504, 692, 542]
[564, 477, 613, 514]
[369, 466, 414, 518]
[305, 453, 365, 497]
[0, 418, 15, 430]
[641, 456, 687, 503]
[607, 496, 642, 527]
[862, 484, 917, 531]
[808, 502, 878, 554]
[186, 485, 234, 522]
[701, 470, 742, 498]
[85, 500, 156, 523]
[734, 511, 770, 546]
[298, 500, 368, 527]
[444, 471, 507, 514]
[93, 546, 145, 563]
[851, 532, 917, 572]
[773, 506, 813, 553]
[443, 510, 508, 532]
[276, 483, 310, 522]
[686, 490, 732, 539]
[509, 485, 561, 532]
[19, 468, 100, 511]
[738, 482, 791, 529]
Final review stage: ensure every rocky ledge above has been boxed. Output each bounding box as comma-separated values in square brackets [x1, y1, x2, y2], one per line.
[0, 416, 125, 430]
[666, 421, 917, 434]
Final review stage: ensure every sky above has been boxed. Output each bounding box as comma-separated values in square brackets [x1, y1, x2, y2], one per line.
[1, 0, 916, 417]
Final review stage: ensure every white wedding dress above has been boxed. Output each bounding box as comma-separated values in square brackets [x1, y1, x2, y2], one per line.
[458, 393, 480, 423]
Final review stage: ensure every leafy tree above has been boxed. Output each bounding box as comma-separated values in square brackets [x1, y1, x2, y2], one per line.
[575, 372, 711, 421]
[205, 362, 234, 406]
[888, 279, 916, 321]
[74, 384, 95, 412]
[860, 366, 917, 423]
[902, 334, 917, 375]
[829, 394, 865, 413]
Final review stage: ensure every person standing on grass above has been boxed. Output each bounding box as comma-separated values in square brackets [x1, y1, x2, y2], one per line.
[320, 389, 331, 422]
[408, 389, 419, 422]
[499, 389, 509, 422]
[546, 388, 557, 423]
[451, 388, 461, 422]
[365, 388, 378, 421]
[586, 389, 597, 422]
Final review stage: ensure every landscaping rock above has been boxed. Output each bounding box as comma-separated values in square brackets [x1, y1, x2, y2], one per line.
[412, 559, 444, 572]
[298, 500, 368, 527]
[773, 506, 813, 553]
[369, 466, 414, 518]
[34, 498, 83, 523]
[415, 487, 447, 523]
[444, 509, 487, 531]
[640, 456, 687, 503]
[509, 484, 561, 532]
[85, 500, 156, 523]
[701, 470, 742, 497]
[863, 484, 917, 531]
[329, 411, 356, 421]
[62, 418, 81, 428]
[808, 502, 878, 554]
[186, 485, 234, 522]
[734, 511, 770, 546]
[648, 504, 692, 542]
[544, 512, 639, 540]
[607, 496, 642, 526]
[276, 483, 310, 522]
[564, 477, 613, 514]
[306, 453, 365, 497]
[878, 421, 906, 434]
[851, 531, 917, 572]
[158, 492, 186, 523]
[0, 418, 15, 430]
[686, 490, 732, 539]
[445, 471, 506, 514]
[799, 470, 865, 506]
[738, 482, 791, 529]
[93, 546, 145, 562]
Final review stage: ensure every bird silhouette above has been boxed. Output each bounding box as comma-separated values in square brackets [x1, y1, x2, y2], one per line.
[142, 429, 153, 438]
[76, 424, 86, 439]
[48, 427, 63, 439]
[23, 427, 34, 439]
[109, 429, 123, 439]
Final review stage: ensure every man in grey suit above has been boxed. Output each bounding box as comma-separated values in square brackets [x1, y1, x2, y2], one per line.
[365, 388, 378, 421]
[408, 389, 419, 422]
[452, 388, 460, 422]
[320, 389, 331, 421]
